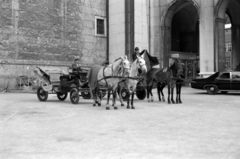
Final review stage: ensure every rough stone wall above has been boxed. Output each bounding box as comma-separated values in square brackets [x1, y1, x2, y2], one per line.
[0, 0, 107, 91]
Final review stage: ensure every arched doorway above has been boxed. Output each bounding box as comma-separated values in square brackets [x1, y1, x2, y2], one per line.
[162, 0, 199, 79]
[215, 0, 240, 71]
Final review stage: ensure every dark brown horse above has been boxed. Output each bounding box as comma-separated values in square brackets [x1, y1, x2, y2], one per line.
[146, 59, 184, 104]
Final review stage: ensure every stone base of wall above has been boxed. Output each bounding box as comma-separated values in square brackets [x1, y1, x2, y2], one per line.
[0, 60, 89, 92]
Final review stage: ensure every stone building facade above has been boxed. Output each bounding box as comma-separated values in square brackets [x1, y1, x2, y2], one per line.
[109, 0, 240, 78]
[0, 0, 107, 91]
[1, 0, 240, 91]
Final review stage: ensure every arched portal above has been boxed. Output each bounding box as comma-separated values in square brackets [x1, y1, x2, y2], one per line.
[161, 0, 199, 78]
[215, 0, 240, 71]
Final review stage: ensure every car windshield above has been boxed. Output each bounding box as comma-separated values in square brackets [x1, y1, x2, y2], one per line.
[207, 72, 220, 79]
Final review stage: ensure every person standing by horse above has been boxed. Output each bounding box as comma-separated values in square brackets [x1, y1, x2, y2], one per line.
[132, 47, 140, 62]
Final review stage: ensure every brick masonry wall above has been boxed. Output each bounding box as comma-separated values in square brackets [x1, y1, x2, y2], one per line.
[0, 0, 107, 91]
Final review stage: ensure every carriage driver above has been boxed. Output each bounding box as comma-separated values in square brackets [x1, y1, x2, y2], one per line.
[72, 57, 81, 69]
[71, 57, 89, 87]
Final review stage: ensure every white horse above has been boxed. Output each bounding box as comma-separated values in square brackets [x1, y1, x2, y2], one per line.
[118, 55, 148, 109]
[89, 56, 130, 110]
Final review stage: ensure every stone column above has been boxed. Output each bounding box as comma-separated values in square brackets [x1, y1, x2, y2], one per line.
[162, 26, 171, 67]
[109, 0, 125, 63]
[232, 25, 240, 70]
[149, 0, 161, 67]
[215, 18, 226, 72]
[199, 1, 215, 77]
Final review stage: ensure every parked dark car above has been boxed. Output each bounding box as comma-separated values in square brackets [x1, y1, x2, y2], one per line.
[190, 71, 240, 94]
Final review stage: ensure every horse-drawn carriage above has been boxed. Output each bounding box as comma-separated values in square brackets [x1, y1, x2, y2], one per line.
[34, 66, 96, 104]
[34, 50, 186, 109]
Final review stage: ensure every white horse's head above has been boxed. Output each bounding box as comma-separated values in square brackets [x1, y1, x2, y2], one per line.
[136, 55, 147, 74]
[120, 56, 130, 76]
[113, 56, 130, 76]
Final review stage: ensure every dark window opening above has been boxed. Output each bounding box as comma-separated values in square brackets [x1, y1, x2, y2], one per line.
[97, 19, 105, 35]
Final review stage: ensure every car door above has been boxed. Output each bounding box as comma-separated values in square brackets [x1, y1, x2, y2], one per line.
[215, 72, 231, 90]
[231, 72, 240, 90]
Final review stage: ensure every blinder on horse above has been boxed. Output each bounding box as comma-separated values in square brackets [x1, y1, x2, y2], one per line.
[171, 59, 184, 79]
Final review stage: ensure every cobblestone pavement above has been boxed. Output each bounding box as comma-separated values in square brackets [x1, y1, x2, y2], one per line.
[1, 87, 240, 159]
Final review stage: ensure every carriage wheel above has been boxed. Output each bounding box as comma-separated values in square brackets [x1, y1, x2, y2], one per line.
[136, 86, 146, 100]
[206, 86, 218, 95]
[57, 92, 68, 101]
[81, 90, 91, 99]
[37, 87, 48, 101]
[98, 89, 107, 99]
[70, 88, 79, 104]
[121, 89, 130, 101]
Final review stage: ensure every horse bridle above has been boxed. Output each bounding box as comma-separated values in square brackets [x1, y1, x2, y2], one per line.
[118, 60, 130, 76]
[137, 59, 146, 71]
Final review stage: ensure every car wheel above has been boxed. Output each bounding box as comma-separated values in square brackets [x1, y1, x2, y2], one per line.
[206, 86, 218, 95]
[220, 91, 228, 94]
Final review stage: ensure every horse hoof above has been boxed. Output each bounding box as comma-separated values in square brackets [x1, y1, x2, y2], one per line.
[93, 104, 96, 106]
[114, 107, 118, 110]
[127, 106, 130, 109]
[131, 107, 135, 109]
[168, 102, 171, 104]
[151, 100, 154, 102]
[148, 99, 151, 102]
[98, 103, 101, 106]
[121, 104, 125, 106]
[106, 107, 110, 110]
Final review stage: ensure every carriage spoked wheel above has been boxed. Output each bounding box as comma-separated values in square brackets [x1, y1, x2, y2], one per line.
[98, 90, 107, 99]
[121, 89, 130, 101]
[206, 86, 218, 95]
[81, 90, 91, 99]
[57, 92, 68, 101]
[136, 85, 146, 100]
[70, 88, 79, 104]
[37, 87, 48, 101]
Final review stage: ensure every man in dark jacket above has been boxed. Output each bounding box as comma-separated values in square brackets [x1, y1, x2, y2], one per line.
[132, 47, 140, 62]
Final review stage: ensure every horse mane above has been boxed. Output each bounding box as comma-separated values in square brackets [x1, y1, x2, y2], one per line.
[114, 57, 122, 62]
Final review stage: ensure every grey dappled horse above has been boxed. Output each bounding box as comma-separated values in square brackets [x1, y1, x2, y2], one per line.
[90, 56, 130, 110]
[117, 55, 148, 109]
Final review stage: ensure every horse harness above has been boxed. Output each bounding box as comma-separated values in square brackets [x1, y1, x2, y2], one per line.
[99, 61, 129, 86]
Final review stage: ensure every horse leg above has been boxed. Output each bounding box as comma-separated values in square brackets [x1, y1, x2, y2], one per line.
[179, 83, 182, 104]
[127, 90, 131, 109]
[176, 84, 179, 104]
[150, 85, 154, 102]
[118, 87, 125, 106]
[161, 84, 166, 102]
[92, 89, 98, 106]
[131, 91, 135, 109]
[171, 85, 175, 104]
[168, 84, 171, 104]
[97, 88, 101, 106]
[106, 88, 111, 110]
[157, 84, 161, 102]
[147, 84, 152, 102]
[112, 85, 118, 110]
